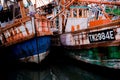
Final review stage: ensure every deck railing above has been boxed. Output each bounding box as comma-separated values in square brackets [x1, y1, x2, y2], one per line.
[0, 16, 52, 47]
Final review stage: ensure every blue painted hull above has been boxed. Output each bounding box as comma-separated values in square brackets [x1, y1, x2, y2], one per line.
[2, 36, 51, 63]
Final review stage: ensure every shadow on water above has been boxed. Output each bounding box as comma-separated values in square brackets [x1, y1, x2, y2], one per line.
[0, 47, 120, 80]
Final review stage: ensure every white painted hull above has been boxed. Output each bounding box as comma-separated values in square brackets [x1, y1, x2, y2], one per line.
[19, 51, 49, 63]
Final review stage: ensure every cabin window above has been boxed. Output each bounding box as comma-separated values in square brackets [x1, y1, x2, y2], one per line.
[73, 9, 77, 17]
[79, 9, 82, 17]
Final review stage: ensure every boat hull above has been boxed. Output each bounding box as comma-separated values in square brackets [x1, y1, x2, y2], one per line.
[63, 50, 120, 77]
[1, 36, 51, 63]
[63, 46, 120, 69]
[59, 21, 120, 69]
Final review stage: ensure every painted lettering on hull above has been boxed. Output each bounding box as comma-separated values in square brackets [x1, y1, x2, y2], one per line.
[88, 29, 115, 43]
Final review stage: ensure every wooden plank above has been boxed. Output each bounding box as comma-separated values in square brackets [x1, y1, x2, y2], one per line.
[4, 34, 35, 47]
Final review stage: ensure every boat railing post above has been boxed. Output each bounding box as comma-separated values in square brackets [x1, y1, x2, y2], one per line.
[23, 22, 30, 36]
[19, 26, 23, 40]
[31, 16, 35, 34]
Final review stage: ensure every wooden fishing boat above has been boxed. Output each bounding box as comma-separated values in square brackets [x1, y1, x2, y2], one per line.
[0, 0, 53, 63]
[51, 0, 120, 69]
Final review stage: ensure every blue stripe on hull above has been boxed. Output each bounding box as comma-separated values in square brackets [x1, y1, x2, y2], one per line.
[7, 36, 51, 60]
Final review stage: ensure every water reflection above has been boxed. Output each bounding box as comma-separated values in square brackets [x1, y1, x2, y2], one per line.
[6, 62, 117, 80]
[2, 47, 120, 80]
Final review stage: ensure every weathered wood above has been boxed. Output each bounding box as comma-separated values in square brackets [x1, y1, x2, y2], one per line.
[4, 34, 35, 47]
[0, 17, 30, 33]
[2, 31, 52, 47]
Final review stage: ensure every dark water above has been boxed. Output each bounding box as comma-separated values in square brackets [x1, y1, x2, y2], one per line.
[0, 47, 120, 80]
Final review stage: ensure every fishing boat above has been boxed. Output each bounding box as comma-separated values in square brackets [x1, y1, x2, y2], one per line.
[51, 0, 120, 69]
[0, 0, 53, 63]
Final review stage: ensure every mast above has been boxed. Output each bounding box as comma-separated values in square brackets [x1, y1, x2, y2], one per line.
[18, 0, 26, 18]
